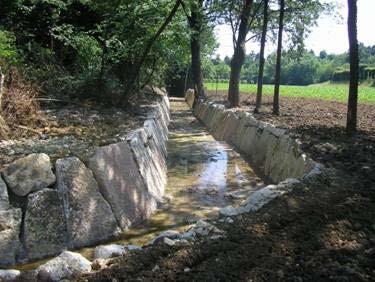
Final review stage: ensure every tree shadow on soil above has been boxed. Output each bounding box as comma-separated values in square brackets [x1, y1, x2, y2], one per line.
[74, 121, 375, 282]
[76, 169, 375, 282]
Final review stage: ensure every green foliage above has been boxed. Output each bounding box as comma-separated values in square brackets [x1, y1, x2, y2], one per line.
[0, 30, 19, 65]
[0, 0, 216, 103]
[210, 44, 375, 86]
[332, 69, 350, 82]
[51, 25, 102, 71]
[205, 82, 375, 104]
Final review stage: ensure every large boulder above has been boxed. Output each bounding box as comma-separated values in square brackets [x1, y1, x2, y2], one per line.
[0, 209, 22, 266]
[23, 189, 66, 260]
[0, 177, 9, 210]
[88, 142, 155, 230]
[36, 251, 91, 281]
[127, 129, 165, 202]
[55, 157, 119, 249]
[2, 153, 55, 196]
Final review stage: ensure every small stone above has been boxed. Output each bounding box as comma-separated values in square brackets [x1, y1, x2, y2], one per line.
[184, 267, 191, 272]
[181, 231, 195, 241]
[36, 251, 91, 281]
[210, 235, 224, 240]
[126, 245, 142, 251]
[219, 206, 241, 217]
[0, 269, 21, 281]
[163, 237, 175, 246]
[152, 265, 160, 272]
[2, 153, 55, 196]
[149, 230, 181, 244]
[91, 258, 108, 271]
[176, 239, 189, 246]
[94, 244, 126, 259]
[184, 220, 224, 239]
[226, 218, 234, 224]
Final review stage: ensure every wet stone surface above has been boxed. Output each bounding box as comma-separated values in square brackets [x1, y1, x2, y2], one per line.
[100, 98, 265, 247]
[14, 98, 265, 270]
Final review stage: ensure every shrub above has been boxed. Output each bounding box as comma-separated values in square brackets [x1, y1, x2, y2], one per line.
[0, 30, 19, 65]
[1, 69, 47, 139]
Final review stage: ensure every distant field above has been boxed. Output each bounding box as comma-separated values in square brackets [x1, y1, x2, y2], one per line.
[205, 82, 375, 104]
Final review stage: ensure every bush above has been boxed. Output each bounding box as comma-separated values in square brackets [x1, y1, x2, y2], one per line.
[332, 69, 350, 82]
[0, 30, 19, 65]
[1, 69, 47, 139]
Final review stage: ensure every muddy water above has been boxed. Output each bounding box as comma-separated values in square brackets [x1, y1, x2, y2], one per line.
[16, 98, 264, 270]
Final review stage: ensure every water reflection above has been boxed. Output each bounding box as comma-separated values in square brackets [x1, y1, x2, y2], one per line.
[198, 142, 228, 190]
[115, 99, 265, 245]
[15, 99, 265, 270]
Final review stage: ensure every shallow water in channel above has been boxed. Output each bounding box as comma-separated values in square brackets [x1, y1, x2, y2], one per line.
[16, 98, 264, 271]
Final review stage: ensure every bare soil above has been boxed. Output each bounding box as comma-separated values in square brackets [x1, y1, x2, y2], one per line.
[70, 93, 375, 281]
[0, 93, 161, 169]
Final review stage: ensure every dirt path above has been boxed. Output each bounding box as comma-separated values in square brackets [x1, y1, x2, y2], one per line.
[76, 96, 375, 282]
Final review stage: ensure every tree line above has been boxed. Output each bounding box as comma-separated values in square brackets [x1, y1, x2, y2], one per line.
[193, 0, 360, 134]
[0, 0, 362, 135]
[206, 44, 375, 86]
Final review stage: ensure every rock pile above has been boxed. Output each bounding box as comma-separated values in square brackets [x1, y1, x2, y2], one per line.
[0, 90, 170, 267]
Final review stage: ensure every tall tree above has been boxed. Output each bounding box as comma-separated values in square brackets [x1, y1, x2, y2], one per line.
[254, 0, 269, 114]
[346, 0, 359, 135]
[182, 0, 206, 99]
[129, 0, 183, 95]
[228, 0, 254, 108]
[273, 0, 285, 115]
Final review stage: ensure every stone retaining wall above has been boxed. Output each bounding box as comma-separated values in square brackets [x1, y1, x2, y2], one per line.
[0, 90, 170, 267]
[191, 98, 317, 183]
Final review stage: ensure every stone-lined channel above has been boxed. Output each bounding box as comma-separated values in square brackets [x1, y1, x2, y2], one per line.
[16, 98, 264, 270]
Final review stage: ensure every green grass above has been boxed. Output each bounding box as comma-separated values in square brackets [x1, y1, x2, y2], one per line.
[205, 82, 375, 104]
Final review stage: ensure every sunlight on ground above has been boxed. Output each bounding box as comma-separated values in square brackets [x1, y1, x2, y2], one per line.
[205, 82, 375, 104]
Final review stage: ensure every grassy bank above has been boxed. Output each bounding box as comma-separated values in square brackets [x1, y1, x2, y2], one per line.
[205, 82, 375, 104]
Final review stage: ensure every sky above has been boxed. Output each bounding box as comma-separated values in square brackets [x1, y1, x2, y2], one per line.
[214, 0, 375, 59]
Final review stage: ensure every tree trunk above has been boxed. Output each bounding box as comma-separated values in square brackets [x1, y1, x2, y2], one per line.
[190, 1, 206, 99]
[228, 0, 253, 108]
[254, 0, 269, 114]
[127, 0, 182, 96]
[273, 0, 285, 116]
[346, 0, 358, 135]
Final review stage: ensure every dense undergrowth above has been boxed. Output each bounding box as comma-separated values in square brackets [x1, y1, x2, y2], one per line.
[0, 0, 216, 139]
